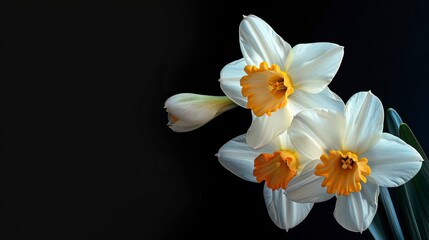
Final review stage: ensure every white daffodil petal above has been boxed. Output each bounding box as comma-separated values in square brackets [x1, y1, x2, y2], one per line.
[285, 161, 334, 203]
[217, 134, 277, 182]
[362, 133, 423, 187]
[344, 91, 384, 153]
[288, 88, 345, 116]
[328, 88, 343, 102]
[246, 107, 292, 149]
[287, 43, 344, 93]
[264, 185, 313, 231]
[277, 130, 292, 151]
[239, 15, 291, 66]
[289, 108, 345, 160]
[334, 178, 379, 232]
[164, 93, 236, 132]
[266, 131, 285, 151]
[219, 58, 248, 108]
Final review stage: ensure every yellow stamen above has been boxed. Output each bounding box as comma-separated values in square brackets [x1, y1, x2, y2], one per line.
[253, 150, 299, 190]
[315, 150, 371, 196]
[240, 62, 294, 117]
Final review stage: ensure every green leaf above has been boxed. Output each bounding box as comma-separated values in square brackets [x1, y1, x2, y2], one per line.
[399, 123, 428, 162]
[379, 187, 405, 240]
[368, 219, 386, 240]
[397, 183, 421, 239]
[369, 201, 393, 240]
[386, 108, 403, 136]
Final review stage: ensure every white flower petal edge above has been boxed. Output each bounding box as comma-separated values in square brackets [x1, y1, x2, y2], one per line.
[219, 58, 248, 108]
[288, 87, 345, 117]
[344, 91, 384, 153]
[164, 93, 236, 132]
[329, 89, 344, 102]
[362, 133, 423, 187]
[216, 134, 277, 182]
[287, 43, 344, 94]
[239, 15, 291, 67]
[285, 161, 334, 203]
[245, 87, 345, 150]
[289, 108, 345, 160]
[264, 185, 313, 232]
[334, 178, 379, 233]
[246, 107, 292, 149]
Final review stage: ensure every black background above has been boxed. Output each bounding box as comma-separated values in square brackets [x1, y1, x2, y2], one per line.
[3, 0, 429, 239]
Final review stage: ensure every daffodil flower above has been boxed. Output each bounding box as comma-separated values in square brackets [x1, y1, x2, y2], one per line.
[216, 131, 314, 231]
[285, 91, 423, 232]
[164, 93, 236, 132]
[219, 15, 345, 148]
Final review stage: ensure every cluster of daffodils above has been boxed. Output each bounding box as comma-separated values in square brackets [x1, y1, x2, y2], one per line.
[164, 15, 423, 233]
